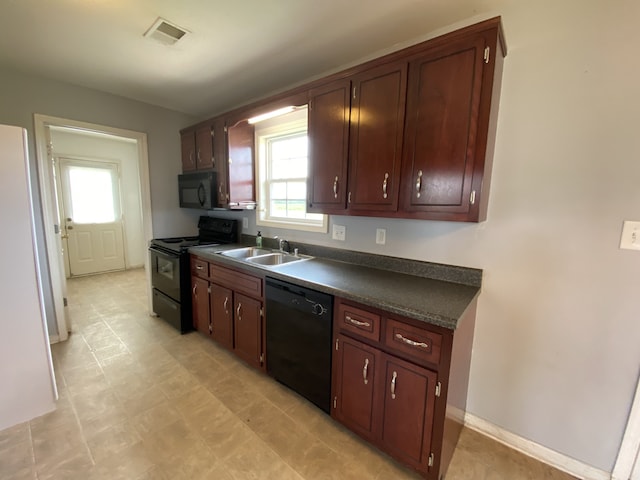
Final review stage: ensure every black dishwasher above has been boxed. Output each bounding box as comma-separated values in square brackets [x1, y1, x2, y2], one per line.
[265, 277, 334, 413]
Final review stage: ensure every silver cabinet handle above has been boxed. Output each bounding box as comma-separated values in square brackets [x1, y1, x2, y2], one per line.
[391, 371, 397, 399]
[197, 148, 201, 163]
[333, 176, 339, 199]
[363, 358, 369, 385]
[192, 284, 197, 296]
[395, 333, 429, 349]
[382, 173, 389, 199]
[236, 302, 242, 320]
[223, 296, 229, 314]
[415, 170, 423, 198]
[196, 265, 204, 270]
[346, 315, 370, 328]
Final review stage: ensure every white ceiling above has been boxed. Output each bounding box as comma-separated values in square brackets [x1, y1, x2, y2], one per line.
[0, 0, 506, 118]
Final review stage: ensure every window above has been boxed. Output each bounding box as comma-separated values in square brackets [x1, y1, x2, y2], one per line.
[255, 107, 327, 232]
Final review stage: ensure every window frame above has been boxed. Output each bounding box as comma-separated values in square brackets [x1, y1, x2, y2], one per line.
[255, 108, 328, 233]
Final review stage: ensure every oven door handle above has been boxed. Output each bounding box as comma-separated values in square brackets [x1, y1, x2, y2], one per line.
[149, 246, 180, 259]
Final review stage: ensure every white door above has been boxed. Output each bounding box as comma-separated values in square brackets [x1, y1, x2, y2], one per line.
[59, 158, 125, 276]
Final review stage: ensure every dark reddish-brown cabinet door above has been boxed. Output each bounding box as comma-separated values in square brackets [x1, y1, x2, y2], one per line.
[347, 62, 407, 212]
[191, 276, 210, 335]
[400, 36, 485, 219]
[307, 79, 351, 214]
[332, 334, 380, 440]
[195, 124, 214, 171]
[226, 120, 256, 208]
[210, 283, 233, 350]
[181, 130, 196, 172]
[212, 117, 228, 207]
[233, 293, 263, 369]
[379, 353, 437, 472]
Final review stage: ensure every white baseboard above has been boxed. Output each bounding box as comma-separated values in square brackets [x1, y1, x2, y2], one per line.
[464, 412, 610, 480]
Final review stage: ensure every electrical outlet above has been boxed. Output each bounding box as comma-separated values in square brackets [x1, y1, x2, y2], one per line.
[332, 224, 346, 241]
[620, 221, 640, 250]
[242, 217, 249, 229]
[376, 228, 386, 245]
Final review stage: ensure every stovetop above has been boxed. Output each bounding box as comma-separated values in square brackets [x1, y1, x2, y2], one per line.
[150, 217, 238, 254]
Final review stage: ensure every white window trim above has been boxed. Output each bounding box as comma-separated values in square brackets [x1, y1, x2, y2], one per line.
[255, 110, 328, 233]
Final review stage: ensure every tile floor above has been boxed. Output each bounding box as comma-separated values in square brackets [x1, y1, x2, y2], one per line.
[0, 269, 578, 480]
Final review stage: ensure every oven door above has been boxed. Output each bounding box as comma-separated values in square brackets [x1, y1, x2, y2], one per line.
[149, 246, 181, 301]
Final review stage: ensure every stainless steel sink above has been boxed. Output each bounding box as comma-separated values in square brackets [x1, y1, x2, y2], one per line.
[218, 247, 273, 259]
[245, 252, 311, 267]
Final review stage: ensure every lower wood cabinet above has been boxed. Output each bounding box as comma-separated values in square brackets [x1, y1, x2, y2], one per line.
[332, 298, 477, 479]
[190, 255, 265, 371]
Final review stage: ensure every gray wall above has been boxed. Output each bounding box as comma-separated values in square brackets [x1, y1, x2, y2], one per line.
[0, 67, 197, 336]
[223, 1, 640, 473]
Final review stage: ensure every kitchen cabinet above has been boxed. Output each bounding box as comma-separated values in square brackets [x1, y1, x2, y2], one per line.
[225, 119, 256, 209]
[190, 257, 210, 335]
[332, 298, 476, 479]
[347, 62, 407, 212]
[307, 79, 351, 213]
[181, 123, 215, 172]
[190, 256, 265, 371]
[210, 283, 233, 349]
[232, 293, 263, 369]
[399, 32, 501, 221]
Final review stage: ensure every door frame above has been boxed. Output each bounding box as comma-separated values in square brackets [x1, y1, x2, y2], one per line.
[34, 114, 153, 342]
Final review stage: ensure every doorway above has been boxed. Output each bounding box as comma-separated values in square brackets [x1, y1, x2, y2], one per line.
[57, 157, 126, 276]
[34, 114, 154, 342]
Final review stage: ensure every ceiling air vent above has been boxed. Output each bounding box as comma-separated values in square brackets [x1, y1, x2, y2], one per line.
[144, 17, 189, 45]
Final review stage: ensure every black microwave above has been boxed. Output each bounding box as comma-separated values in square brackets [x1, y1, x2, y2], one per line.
[178, 172, 217, 209]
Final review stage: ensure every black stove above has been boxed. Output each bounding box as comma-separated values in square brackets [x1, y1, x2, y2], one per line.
[149, 217, 238, 333]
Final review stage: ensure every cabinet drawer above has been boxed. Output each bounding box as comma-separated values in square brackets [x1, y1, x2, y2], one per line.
[191, 257, 209, 278]
[384, 319, 442, 366]
[209, 263, 262, 299]
[337, 303, 380, 342]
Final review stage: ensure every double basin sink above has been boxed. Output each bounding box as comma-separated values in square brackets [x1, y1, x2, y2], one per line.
[217, 246, 312, 268]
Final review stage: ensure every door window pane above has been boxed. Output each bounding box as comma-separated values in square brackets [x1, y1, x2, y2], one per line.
[68, 166, 117, 223]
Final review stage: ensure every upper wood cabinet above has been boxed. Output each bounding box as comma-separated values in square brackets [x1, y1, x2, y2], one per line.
[399, 33, 498, 221]
[225, 119, 256, 209]
[307, 79, 351, 214]
[180, 17, 505, 221]
[347, 62, 407, 212]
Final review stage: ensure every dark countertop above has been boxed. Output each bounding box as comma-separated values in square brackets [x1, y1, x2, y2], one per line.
[189, 244, 481, 330]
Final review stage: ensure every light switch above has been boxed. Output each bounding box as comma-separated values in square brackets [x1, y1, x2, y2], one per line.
[376, 228, 386, 245]
[620, 221, 640, 250]
[242, 217, 249, 229]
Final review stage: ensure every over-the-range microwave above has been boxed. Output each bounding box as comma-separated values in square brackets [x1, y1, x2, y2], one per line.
[178, 172, 217, 210]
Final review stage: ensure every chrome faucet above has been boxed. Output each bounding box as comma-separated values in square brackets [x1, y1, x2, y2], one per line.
[276, 237, 290, 253]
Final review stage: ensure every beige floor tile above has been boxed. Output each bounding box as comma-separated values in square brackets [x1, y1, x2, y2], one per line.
[0, 269, 577, 480]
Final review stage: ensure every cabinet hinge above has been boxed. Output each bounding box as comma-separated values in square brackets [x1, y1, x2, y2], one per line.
[335, 338, 339, 351]
[309, 99, 313, 111]
[333, 396, 337, 409]
[260, 353, 264, 364]
[435, 381, 441, 397]
[484, 46, 490, 64]
[260, 307, 264, 317]
[470, 190, 476, 205]
[352, 86, 356, 100]
[224, 126, 228, 133]
[207, 285, 211, 294]
[428, 453, 435, 468]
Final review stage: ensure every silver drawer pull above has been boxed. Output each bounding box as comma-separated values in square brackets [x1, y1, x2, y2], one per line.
[223, 296, 229, 314]
[415, 170, 423, 198]
[395, 333, 429, 349]
[390, 371, 397, 399]
[196, 265, 204, 270]
[363, 358, 369, 385]
[236, 302, 242, 320]
[346, 315, 370, 328]
[333, 176, 339, 199]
